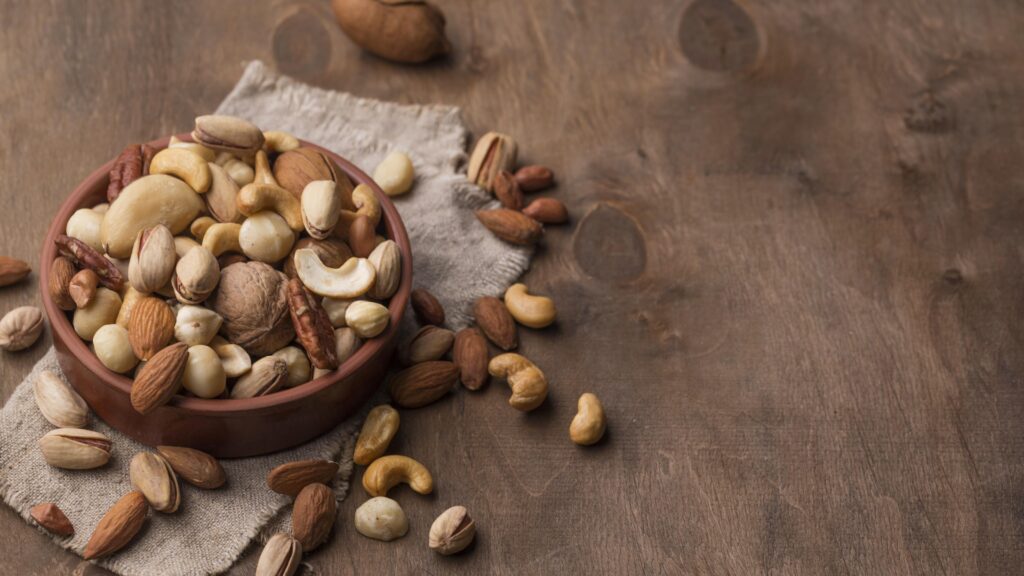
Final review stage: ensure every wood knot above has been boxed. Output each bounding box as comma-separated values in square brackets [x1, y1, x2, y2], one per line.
[903, 92, 954, 133]
[572, 203, 646, 282]
[678, 0, 761, 73]
[273, 7, 332, 80]
[942, 268, 963, 286]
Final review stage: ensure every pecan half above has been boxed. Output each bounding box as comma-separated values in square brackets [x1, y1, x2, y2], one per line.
[141, 144, 158, 176]
[54, 235, 124, 291]
[107, 144, 144, 203]
[286, 278, 338, 370]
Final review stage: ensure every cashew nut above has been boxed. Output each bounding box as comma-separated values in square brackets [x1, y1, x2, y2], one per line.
[488, 353, 548, 411]
[173, 236, 200, 258]
[91, 202, 110, 214]
[252, 149, 279, 186]
[237, 183, 304, 232]
[335, 184, 382, 240]
[503, 283, 557, 329]
[293, 250, 376, 298]
[201, 223, 243, 257]
[168, 135, 217, 162]
[570, 392, 606, 446]
[190, 216, 217, 241]
[215, 152, 255, 186]
[362, 455, 433, 497]
[263, 130, 301, 153]
[149, 147, 212, 193]
[372, 151, 414, 197]
[354, 405, 400, 465]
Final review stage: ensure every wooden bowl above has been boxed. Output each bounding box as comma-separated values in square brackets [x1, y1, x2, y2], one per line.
[39, 135, 411, 458]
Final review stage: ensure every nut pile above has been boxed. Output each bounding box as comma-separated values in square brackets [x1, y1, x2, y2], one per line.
[48, 114, 404, 410]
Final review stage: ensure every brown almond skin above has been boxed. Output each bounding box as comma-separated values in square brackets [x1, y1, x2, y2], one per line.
[131, 342, 188, 414]
[267, 459, 339, 497]
[514, 165, 555, 192]
[157, 445, 226, 489]
[453, 327, 489, 390]
[83, 491, 149, 560]
[48, 257, 76, 311]
[475, 209, 543, 246]
[493, 170, 524, 210]
[331, 0, 451, 64]
[128, 297, 176, 361]
[473, 296, 518, 350]
[388, 361, 459, 408]
[411, 288, 444, 326]
[30, 503, 74, 537]
[0, 256, 31, 287]
[292, 483, 336, 552]
[522, 198, 569, 224]
[347, 215, 376, 258]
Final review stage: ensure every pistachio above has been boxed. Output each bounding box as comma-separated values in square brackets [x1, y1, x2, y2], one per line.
[33, 370, 88, 428]
[69, 269, 99, 308]
[345, 301, 389, 339]
[301, 180, 341, 240]
[192, 115, 265, 155]
[256, 533, 303, 576]
[100, 174, 205, 258]
[467, 132, 517, 192]
[182, 345, 227, 398]
[129, 452, 180, 513]
[174, 305, 223, 346]
[428, 506, 475, 555]
[231, 355, 288, 398]
[128, 225, 177, 294]
[355, 497, 408, 541]
[149, 148, 212, 193]
[205, 162, 243, 223]
[240, 211, 295, 264]
[273, 346, 312, 388]
[93, 324, 139, 374]
[403, 325, 455, 365]
[372, 151, 414, 197]
[321, 297, 352, 328]
[65, 207, 105, 252]
[73, 288, 121, 341]
[39, 428, 111, 470]
[0, 306, 45, 351]
[209, 336, 252, 378]
[172, 246, 220, 304]
[367, 239, 401, 300]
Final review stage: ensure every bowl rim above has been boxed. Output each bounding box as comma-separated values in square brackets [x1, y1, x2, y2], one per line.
[39, 134, 412, 416]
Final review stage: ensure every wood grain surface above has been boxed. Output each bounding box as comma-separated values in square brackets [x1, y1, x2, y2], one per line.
[2, 0, 1023, 574]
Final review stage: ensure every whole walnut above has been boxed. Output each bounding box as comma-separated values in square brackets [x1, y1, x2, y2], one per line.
[208, 262, 295, 356]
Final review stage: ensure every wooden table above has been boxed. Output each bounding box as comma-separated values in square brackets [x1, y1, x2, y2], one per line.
[2, 0, 1023, 573]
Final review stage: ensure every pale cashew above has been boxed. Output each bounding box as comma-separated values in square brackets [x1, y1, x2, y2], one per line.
[503, 283, 557, 329]
[149, 148, 212, 193]
[201, 223, 243, 257]
[168, 135, 217, 162]
[91, 202, 110, 214]
[263, 130, 301, 153]
[252, 149, 279, 186]
[570, 392, 606, 446]
[293, 250, 376, 298]
[334, 184, 382, 240]
[173, 236, 200, 258]
[215, 152, 255, 186]
[488, 353, 548, 412]
[354, 404, 400, 466]
[237, 183, 304, 232]
[362, 455, 433, 497]
[190, 216, 217, 241]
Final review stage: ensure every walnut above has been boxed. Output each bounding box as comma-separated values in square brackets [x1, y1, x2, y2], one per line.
[208, 261, 295, 356]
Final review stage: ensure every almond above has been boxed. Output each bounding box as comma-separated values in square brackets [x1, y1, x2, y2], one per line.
[0, 256, 31, 287]
[267, 459, 339, 497]
[514, 165, 555, 192]
[387, 361, 459, 408]
[48, 257, 76, 311]
[30, 503, 74, 537]
[128, 297, 175, 361]
[522, 198, 569, 224]
[292, 483, 336, 552]
[475, 209, 542, 245]
[348, 214, 375, 258]
[83, 491, 149, 560]
[157, 445, 226, 489]
[131, 342, 188, 414]
[453, 327, 489, 390]
[493, 170, 523, 210]
[473, 296, 518, 350]
[410, 288, 444, 326]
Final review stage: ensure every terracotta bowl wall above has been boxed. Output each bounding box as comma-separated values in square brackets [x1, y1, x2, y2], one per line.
[39, 135, 412, 458]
